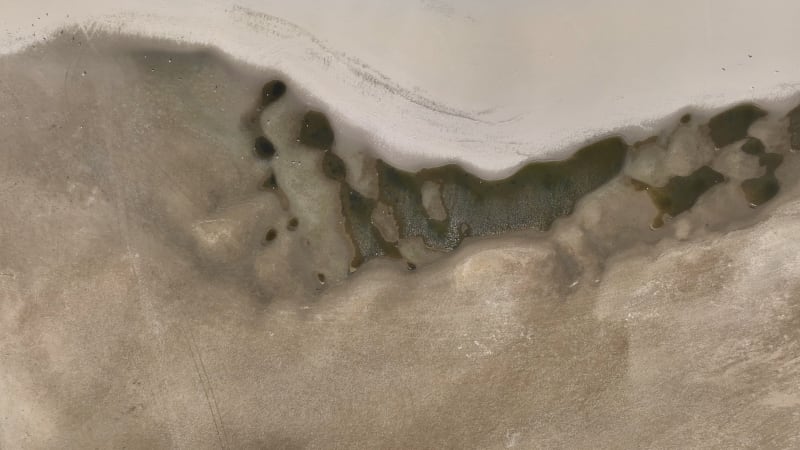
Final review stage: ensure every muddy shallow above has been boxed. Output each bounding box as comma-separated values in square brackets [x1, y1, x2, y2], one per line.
[1, 32, 800, 449]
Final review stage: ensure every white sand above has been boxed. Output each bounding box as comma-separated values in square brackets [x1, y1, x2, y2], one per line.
[3, 0, 800, 177]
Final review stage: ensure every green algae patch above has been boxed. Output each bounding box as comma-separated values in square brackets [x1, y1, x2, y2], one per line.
[321, 135, 628, 267]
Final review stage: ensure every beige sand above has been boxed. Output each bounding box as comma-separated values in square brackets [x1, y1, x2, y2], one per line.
[4, 1, 800, 177]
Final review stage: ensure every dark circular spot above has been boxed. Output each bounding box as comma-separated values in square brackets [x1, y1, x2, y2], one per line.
[254, 136, 276, 159]
[406, 262, 417, 271]
[287, 217, 299, 231]
[680, 113, 691, 124]
[264, 228, 277, 242]
[261, 80, 286, 107]
[316, 273, 326, 284]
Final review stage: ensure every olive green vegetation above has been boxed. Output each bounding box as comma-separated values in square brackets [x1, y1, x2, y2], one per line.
[319, 136, 627, 267]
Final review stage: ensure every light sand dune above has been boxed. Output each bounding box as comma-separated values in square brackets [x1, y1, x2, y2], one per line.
[3, 0, 800, 177]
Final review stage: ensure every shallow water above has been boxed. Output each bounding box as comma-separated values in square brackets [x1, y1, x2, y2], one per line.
[2, 32, 800, 449]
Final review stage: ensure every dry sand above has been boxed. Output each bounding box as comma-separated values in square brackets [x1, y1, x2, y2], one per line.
[1, 32, 800, 449]
[3, 1, 800, 177]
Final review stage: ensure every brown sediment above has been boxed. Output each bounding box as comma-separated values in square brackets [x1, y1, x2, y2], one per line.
[632, 166, 726, 228]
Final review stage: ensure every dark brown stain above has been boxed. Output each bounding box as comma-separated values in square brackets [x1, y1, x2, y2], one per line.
[299, 111, 334, 150]
[254, 136, 276, 159]
[741, 175, 780, 207]
[740, 137, 766, 155]
[758, 152, 783, 172]
[261, 80, 287, 108]
[321, 151, 347, 182]
[632, 166, 725, 228]
[243, 80, 287, 132]
[708, 103, 766, 148]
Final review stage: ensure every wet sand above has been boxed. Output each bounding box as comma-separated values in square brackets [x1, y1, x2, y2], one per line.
[2, 33, 800, 449]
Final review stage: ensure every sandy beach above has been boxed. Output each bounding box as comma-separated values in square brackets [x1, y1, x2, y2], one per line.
[4, 1, 800, 177]
[1, 30, 799, 448]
